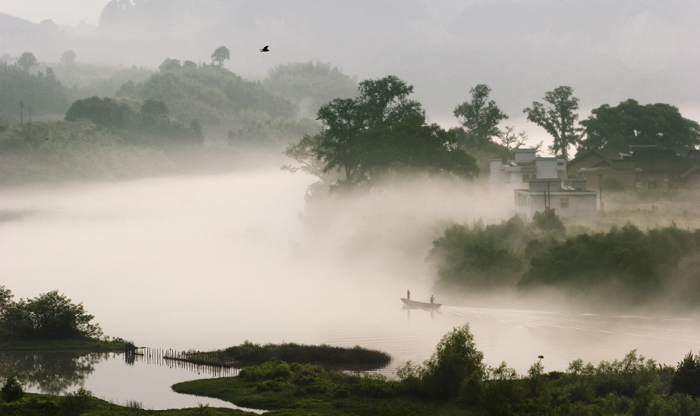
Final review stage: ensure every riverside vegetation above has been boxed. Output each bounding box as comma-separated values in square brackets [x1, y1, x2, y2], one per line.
[429, 209, 700, 310]
[2, 325, 700, 415]
[171, 325, 700, 416]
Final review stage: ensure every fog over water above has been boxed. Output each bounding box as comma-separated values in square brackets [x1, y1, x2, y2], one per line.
[2, 168, 699, 383]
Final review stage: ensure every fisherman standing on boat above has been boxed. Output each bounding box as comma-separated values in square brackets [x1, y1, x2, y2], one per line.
[430, 295, 434, 304]
[407, 289, 410, 300]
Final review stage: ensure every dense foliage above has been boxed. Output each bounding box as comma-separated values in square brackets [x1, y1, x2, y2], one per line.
[520, 224, 700, 300]
[0, 120, 179, 184]
[175, 326, 700, 416]
[432, 214, 700, 307]
[117, 62, 298, 137]
[64, 96, 202, 143]
[224, 341, 390, 368]
[579, 99, 700, 153]
[0, 62, 70, 124]
[0, 288, 102, 340]
[284, 75, 479, 189]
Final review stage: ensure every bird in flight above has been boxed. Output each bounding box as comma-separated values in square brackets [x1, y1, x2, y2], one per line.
[260, 45, 270, 52]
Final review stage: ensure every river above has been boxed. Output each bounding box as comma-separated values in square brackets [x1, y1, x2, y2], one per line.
[1, 168, 699, 409]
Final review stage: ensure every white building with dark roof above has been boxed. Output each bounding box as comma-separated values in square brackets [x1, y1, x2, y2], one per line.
[490, 148, 567, 194]
[513, 178, 597, 226]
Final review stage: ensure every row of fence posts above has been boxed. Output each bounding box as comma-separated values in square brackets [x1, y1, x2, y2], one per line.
[124, 342, 239, 377]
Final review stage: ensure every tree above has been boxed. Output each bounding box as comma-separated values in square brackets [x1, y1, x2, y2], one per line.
[140, 98, 169, 124]
[453, 84, 508, 148]
[421, 324, 484, 402]
[0, 286, 12, 315]
[579, 99, 700, 153]
[1, 290, 102, 339]
[287, 75, 479, 187]
[60, 50, 76, 66]
[211, 46, 230, 67]
[498, 126, 541, 158]
[671, 351, 700, 398]
[65, 96, 132, 128]
[532, 207, 565, 234]
[159, 58, 181, 72]
[16, 52, 38, 72]
[523, 86, 581, 159]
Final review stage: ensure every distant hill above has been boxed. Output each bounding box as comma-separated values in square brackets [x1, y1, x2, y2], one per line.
[2, 1, 700, 127]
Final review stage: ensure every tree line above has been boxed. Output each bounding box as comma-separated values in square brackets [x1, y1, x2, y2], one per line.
[454, 83, 700, 159]
[0, 287, 102, 340]
[429, 211, 700, 308]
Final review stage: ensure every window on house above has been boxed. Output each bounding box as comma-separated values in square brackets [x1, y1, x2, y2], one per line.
[560, 197, 569, 208]
[522, 174, 533, 183]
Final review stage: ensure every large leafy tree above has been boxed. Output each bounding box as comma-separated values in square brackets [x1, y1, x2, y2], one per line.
[523, 86, 581, 159]
[1, 290, 102, 339]
[579, 99, 700, 153]
[453, 84, 508, 148]
[285, 75, 479, 187]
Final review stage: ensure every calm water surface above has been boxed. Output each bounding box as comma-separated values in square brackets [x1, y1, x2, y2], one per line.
[1, 169, 699, 409]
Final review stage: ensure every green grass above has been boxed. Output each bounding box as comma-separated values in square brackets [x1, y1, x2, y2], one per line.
[0, 393, 253, 416]
[172, 362, 464, 416]
[222, 341, 391, 369]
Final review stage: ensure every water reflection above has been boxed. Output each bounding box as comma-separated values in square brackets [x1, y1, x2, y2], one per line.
[0, 351, 112, 395]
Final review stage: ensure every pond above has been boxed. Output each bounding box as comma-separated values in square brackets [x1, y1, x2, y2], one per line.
[1, 168, 700, 409]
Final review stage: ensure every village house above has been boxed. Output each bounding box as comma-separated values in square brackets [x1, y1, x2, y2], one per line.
[489, 148, 566, 194]
[568, 145, 700, 191]
[490, 148, 598, 225]
[513, 178, 598, 226]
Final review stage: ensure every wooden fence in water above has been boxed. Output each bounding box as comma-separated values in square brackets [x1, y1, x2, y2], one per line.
[124, 342, 239, 377]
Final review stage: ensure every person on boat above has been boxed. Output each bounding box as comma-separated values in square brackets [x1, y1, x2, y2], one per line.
[430, 295, 434, 304]
[407, 289, 410, 300]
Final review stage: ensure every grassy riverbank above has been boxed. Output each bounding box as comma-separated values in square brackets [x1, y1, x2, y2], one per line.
[0, 392, 251, 416]
[172, 326, 700, 416]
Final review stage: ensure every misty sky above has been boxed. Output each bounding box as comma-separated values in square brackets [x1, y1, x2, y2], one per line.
[2, 0, 700, 150]
[0, 0, 105, 26]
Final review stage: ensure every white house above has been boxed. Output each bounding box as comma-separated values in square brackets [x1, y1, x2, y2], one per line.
[513, 178, 597, 226]
[489, 149, 567, 194]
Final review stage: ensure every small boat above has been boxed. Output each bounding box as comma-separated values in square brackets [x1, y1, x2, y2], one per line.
[400, 298, 441, 309]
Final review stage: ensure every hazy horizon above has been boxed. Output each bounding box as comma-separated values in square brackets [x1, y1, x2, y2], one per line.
[2, 0, 700, 152]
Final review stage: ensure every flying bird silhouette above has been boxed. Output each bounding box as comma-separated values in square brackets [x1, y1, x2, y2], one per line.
[260, 45, 270, 52]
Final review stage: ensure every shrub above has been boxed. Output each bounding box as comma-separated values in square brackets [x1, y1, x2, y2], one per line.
[532, 207, 565, 234]
[1, 375, 24, 403]
[239, 361, 292, 382]
[671, 351, 700, 398]
[421, 324, 484, 402]
[60, 388, 93, 415]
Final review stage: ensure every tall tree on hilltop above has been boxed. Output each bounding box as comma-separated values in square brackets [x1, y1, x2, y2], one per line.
[524, 86, 581, 159]
[453, 84, 508, 148]
[211, 46, 230, 67]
